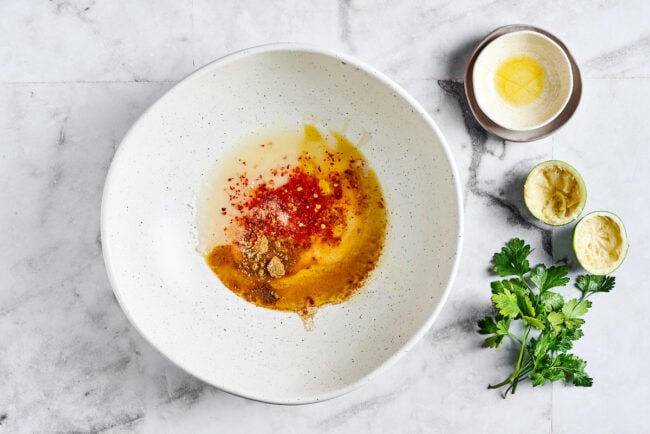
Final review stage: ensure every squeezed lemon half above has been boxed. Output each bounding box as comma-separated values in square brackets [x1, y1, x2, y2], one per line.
[524, 160, 587, 225]
[573, 211, 628, 275]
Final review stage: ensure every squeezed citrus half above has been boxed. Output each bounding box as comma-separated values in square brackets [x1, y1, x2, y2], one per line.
[524, 160, 587, 225]
[573, 211, 628, 275]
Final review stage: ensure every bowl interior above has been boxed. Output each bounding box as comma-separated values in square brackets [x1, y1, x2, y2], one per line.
[102, 46, 462, 403]
[473, 30, 573, 131]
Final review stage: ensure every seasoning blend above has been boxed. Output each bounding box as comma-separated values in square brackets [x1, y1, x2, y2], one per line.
[197, 124, 387, 328]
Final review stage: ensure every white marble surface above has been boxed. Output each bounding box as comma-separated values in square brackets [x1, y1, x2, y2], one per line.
[1, 1, 648, 432]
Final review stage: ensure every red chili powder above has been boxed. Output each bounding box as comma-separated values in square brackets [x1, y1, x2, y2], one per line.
[231, 166, 347, 248]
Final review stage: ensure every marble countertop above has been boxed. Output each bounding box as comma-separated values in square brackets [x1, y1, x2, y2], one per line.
[2, 1, 648, 432]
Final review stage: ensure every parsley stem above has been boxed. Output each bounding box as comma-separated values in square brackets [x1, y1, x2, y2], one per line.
[514, 326, 530, 374]
[579, 291, 596, 303]
[488, 377, 513, 389]
[518, 274, 532, 289]
[510, 326, 531, 395]
[508, 333, 522, 344]
[515, 364, 534, 382]
[488, 326, 531, 390]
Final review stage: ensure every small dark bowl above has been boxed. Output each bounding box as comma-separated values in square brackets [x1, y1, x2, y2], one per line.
[464, 24, 582, 142]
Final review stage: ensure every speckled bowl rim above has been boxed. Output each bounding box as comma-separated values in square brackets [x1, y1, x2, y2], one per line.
[465, 25, 582, 142]
[101, 43, 464, 405]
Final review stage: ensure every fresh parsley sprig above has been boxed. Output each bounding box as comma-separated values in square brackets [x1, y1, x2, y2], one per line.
[478, 238, 615, 397]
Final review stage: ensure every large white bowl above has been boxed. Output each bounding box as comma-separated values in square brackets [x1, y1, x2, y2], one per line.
[101, 44, 463, 404]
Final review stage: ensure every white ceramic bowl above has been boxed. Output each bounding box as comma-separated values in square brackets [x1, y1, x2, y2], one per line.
[101, 44, 463, 404]
[472, 30, 573, 131]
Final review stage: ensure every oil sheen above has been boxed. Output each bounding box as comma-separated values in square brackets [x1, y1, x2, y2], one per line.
[494, 55, 545, 106]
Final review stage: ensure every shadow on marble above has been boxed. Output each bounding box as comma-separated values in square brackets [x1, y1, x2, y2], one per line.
[443, 35, 484, 81]
[552, 222, 578, 266]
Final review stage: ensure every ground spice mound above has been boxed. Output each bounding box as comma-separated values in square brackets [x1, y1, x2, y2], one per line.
[204, 125, 387, 325]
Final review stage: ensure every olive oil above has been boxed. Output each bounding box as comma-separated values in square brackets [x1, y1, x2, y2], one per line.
[494, 55, 545, 106]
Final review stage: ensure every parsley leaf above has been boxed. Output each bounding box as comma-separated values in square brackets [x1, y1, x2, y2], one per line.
[576, 275, 616, 299]
[540, 291, 564, 313]
[523, 315, 545, 330]
[477, 316, 498, 334]
[517, 294, 535, 318]
[493, 238, 531, 277]
[562, 299, 592, 329]
[555, 354, 591, 386]
[530, 372, 546, 386]
[551, 327, 584, 352]
[491, 279, 536, 315]
[530, 264, 570, 292]
[491, 279, 527, 296]
[530, 335, 550, 361]
[572, 370, 594, 387]
[491, 290, 521, 318]
[478, 316, 511, 348]
[547, 311, 565, 333]
[531, 328, 584, 363]
[539, 358, 566, 383]
[496, 318, 510, 336]
[528, 353, 591, 386]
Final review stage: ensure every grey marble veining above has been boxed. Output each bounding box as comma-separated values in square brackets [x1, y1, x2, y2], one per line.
[437, 80, 553, 254]
[1, 1, 649, 433]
